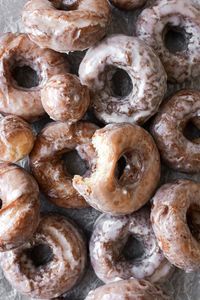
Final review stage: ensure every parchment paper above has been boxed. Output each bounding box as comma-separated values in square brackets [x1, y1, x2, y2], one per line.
[0, 0, 200, 299]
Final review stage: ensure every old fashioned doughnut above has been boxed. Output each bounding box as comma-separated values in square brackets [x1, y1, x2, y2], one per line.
[0, 214, 87, 299]
[79, 34, 167, 125]
[136, 0, 200, 82]
[151, 180, 200, 272]
[151, 90, 200, 173]
[84, 279, 169, 300]
[111, 0, 147, 10]
[41, 74, 90, 122]
[30, 121, 98, 209]
[22, 0, 111, 53]
[73, 123, 160, 215]
[0, 163, 40, 251]
[0, 115, 35, 163]
[0, 33, 68, 121]
[90, 207, 173, 283]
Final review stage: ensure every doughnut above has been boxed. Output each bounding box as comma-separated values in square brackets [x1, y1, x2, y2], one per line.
[136, 0, 200, 82]
[84, 279, 169, 300]
[73, 123, 160, 215]
[22, 0, 111, 53]
[0, 115, 35, 163]
[90, 207, 173, 283]
[151, 179, 200, 272]
[151, 90, 200, 173]
[41, 74, 90, 122]
[79, 34, 167, 125]
[0, 33, 68, 121]
[0, 163, 40, 251]
[111, 0, 147, 10]
[30, 121, 98, 209]
[0, 214, 87, 299]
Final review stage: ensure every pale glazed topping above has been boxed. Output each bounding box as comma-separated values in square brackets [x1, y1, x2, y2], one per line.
[79, 34, 167, 125]
[0, 163, 40, 251]
[22, 0, 111, 52]
[84, 279, 170, 300]
[136, 0, 200, 82]
[0, 33, 69, 121]
[111, 0, 147, 10]
[73, 123, 160, 215]
[151, 180, 200, 272]
[0, 115, 35, 162]
[41, 73, 90, 122]
[151, 90, 200, 173]
[90, 207, 173, 283]
[30, 121, 98, 209]
[0, 214, 87, 299]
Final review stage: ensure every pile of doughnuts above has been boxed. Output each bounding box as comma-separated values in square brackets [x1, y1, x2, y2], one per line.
[0, 0, 200, 299]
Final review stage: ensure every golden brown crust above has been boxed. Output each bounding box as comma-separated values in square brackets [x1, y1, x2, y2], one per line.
[0, 115, 35, 162]
[30, 121, 98, 209]
[22, 0, 111, 52]
[0, 163, 40, 251]
[0, 214, 87, 299]
[41, 74, 90, 122]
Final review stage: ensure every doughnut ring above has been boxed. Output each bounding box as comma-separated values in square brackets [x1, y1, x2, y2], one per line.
[136, 0, 200, 82]
[0, 214, 87, 299]
[22, 0, 111, 53]
[73, 123, 160, 215]
[41, 74, 90, 122]
[151, 179, 200, 272]
[0, 115, 35, 163]
[84, 279, 169, 300]
[79, 34, 167, 125]
[90, 207, 173, 283]
[30, 121, 98, 209]
[0, 163, 40, 251]
[0, 33, 68, 121]
[111, 0, 147, 10]
[151, 90, 200, 173]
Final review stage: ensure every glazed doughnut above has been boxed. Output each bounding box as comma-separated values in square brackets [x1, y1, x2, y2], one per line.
[84, 279, 169, 300]
[79, 34, 167, 125]
[151, 90, 200, 173]
[0, 214, 87, 299]
[0, 33, 68, 121]
[90, 207, 173, 283]
[30, 121, 98, 209]
[22, 0, 111, 53]
[136, 0, 200, 82]
[151, 180, 200, 272]
[41, 74, 90, 122]
[111, 0, 147, 10]
[0, 115, 35, 163]
[73, 123, 160, 215]
[0, 163, 40, 251]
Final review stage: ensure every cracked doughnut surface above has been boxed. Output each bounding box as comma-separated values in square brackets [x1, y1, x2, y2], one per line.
[22, 0, 111, 53]
[73, 123, 160, 215]
[84, 279, 170, 300]
[0, 115, 35, 163]
[79, 34, 167, 125]
[0, 214, 87, 299]
[136, 0, 200, 82]
[0, 163, 40, 251]
[90, 207, 173, 283]
[111, 0, 147, 10]
[151, 90, 200, 173]
[151, 180, 200, 272]
[30, 121, 98, 209]
[0, 33, 68, 121]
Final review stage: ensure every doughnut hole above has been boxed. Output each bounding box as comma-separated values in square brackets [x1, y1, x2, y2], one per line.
[0, 199, 2, 209]
[163, 25, 191, 53]
[122, 235, 144, 261]
[25, 244, 54, 268]
[63, 150, 90, 177]
[11, 65, 40, 89]
[109, 68, 133, 98]
[183, 120, 200, 142]
[187, 206, 200, 241]
[50, 0, 78, 10]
